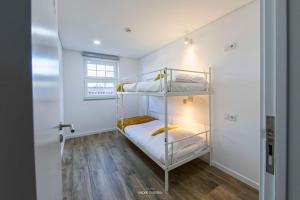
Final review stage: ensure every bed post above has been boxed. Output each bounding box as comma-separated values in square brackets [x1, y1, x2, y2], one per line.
[146, 96, 149, 116]
[208, 67, 212, 166]
[116, 66, 120, 134]
[116, 93, 118, 134]
[121, 93, 124, 129]
[164, 68, 169, 192]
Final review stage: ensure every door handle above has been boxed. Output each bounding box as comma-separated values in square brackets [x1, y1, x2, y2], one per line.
[58, 122, 75, 133]
[60, 134, 64, 143]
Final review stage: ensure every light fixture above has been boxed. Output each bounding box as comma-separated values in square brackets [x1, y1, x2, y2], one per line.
[184, 37, 193, 45]
[183, 96, 194, 104]
[93, 40, 101, 45]
[187, 96, 194, 102]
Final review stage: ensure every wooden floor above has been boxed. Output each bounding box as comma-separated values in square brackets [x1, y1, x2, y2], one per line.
[62, 132, 258, 200]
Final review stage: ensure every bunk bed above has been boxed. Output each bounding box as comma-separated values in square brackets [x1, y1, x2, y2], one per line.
[116, 68, 212, 192]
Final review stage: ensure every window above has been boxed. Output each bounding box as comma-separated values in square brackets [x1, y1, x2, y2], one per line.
[84, 58, 118, 100]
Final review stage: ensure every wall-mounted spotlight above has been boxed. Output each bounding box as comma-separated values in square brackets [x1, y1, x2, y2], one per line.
[183, 96, 194, 104]
[187, 96, 194, 102]
[184, 37, 193, 45]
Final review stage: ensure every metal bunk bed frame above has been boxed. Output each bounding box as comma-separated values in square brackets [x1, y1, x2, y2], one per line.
[116, 67, 212, 192]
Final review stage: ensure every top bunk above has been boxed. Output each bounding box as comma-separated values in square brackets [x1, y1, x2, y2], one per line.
[117, 67, 211, 97]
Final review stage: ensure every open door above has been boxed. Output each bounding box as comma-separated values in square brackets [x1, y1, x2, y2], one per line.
[32, 0, 64, 199]
[260, 0, 287, 199]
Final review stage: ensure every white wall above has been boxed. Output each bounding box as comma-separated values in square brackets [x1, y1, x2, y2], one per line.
[139, 1, 260, 188]
[63, 49, 139, 137]
[58, 41, 64, 124]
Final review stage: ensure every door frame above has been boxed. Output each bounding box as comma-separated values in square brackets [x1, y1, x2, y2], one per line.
[260, 0, 287, 199]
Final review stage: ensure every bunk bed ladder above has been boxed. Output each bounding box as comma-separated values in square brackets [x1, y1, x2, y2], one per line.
[115, 93, 118, 134]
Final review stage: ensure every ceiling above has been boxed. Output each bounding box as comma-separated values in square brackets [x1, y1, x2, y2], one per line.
[58, 0, 253, 59]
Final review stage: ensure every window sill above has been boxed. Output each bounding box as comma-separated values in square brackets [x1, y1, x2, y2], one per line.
[84, 96, 118, 101]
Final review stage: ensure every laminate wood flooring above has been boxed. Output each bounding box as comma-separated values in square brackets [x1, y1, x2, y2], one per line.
[62, 131, 258, 200]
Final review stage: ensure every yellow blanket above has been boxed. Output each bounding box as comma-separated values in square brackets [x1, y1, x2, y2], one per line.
[116, 83, 125, 92]
[151, 125, 179, 136]
[154, 73, 167, 81]
[117, 116, 157, 131]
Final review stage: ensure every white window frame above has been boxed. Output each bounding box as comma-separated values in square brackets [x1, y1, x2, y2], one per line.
[83, 57, 119, 100]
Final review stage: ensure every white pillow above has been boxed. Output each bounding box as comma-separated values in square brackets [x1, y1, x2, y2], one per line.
[174, 73, 206, 83]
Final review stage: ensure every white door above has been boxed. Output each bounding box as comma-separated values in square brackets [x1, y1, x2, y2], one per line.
[260, 0, 287, 199]
[32, 0, 63, 199]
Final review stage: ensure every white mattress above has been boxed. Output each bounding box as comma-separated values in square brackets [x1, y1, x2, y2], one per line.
[122, 80, 208, 92]
[124, 120, 208, 165]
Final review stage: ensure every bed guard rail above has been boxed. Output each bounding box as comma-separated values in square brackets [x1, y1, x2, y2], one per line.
[117, 67, 210, 93]
[168, 130, 210, 165]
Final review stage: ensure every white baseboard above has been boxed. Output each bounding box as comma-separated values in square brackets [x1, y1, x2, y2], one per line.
[65, 128, 116, 139]
[211, 160, 259, 190]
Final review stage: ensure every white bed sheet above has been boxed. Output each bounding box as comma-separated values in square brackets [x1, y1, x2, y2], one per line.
[122, 80, 208, 92]
[124, 120, 208, 165]
[123, 82, 137, 92]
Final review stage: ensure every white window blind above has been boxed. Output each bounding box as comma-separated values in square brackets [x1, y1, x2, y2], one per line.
[84, 58, 118, 99]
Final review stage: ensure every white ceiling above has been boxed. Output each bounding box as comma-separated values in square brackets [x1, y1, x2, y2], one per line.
[58, 0, 253, 59]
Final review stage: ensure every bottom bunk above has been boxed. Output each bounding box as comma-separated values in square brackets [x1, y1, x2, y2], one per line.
[117, 116, 210, 171]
